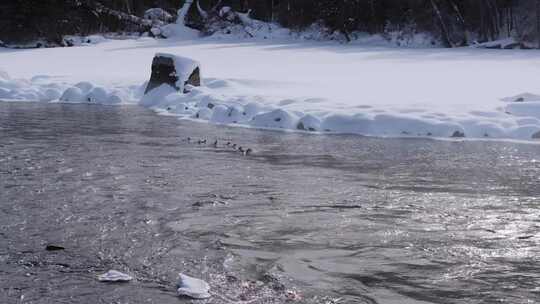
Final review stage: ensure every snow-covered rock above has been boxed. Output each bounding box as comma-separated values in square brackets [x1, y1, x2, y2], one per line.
[87, 87, 109, 103]
[74, 82, 94, 94]
[144, 8, 173, 23]
[177, 273, 211, 299]
[250, 109, 299, 129]
[58, 84, 131, 104]
[144, 53, 201, 95]
[297, 114, 322, 131]
[60, 87, 86, 102]
[502, 93, 540, 103]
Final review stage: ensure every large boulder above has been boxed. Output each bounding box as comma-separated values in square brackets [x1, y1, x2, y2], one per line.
[533, 131, 540, 139]
[144, 53, 201, 94]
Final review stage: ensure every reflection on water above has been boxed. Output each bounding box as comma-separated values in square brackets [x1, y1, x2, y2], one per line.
[1, 102, 540, 304]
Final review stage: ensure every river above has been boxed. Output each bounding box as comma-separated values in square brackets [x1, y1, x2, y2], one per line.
[1, 102, 539, 303]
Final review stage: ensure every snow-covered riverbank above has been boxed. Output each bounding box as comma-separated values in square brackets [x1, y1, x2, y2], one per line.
[1, 35, 540, 140]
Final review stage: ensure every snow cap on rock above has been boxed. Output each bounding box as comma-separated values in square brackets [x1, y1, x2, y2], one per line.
[155, 53, 201, 88]
[144, 53, 201, 95]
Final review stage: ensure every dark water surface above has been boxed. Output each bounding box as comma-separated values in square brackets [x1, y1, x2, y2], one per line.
[1, 102, 540, 304]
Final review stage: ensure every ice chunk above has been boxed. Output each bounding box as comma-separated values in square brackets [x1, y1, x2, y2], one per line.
[98, 270, 133, 282]
[177, 273, 211, 299]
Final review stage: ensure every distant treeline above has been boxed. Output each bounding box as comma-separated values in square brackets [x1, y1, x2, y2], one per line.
[2, 0, 540, 47]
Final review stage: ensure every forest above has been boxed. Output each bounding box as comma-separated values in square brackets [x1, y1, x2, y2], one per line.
[1, 0, 540, 48]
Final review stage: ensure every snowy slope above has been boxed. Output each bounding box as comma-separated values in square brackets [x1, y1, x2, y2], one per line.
[1, 36, 540, 140]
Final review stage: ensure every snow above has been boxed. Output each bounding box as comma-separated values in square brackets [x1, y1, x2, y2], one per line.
[143, 8, 173, 23]
[2, 33, 540, 141]
[63, 35, 108, 47]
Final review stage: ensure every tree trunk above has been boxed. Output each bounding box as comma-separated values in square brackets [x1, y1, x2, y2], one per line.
[177, 0, 194, 26]
[430, 0, 453, 47]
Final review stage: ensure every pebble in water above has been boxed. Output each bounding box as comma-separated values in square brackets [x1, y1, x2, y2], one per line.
[177, 273, 211, 299]
[45, 245, 65, 251]
[97, 270, 133, 282]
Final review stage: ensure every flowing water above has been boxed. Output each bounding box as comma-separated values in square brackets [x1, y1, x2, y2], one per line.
[1, 102, 540, 304]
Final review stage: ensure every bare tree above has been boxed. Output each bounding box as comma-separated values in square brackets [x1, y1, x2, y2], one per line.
[177, 0, 195, 26]
[430, 0, 453, 47]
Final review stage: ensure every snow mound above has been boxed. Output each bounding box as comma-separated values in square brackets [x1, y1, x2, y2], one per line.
[0, 73, 136, 105]
[135, 77, 540, 141]
[0, 73, 65, 102]
[160, 24, 200, 39]
[140, 84, 177, 107]
[59, 83, 130, 105]
[505, 102, 540, 119]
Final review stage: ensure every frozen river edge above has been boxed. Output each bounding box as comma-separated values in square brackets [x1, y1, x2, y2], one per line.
[2, 37, 540, 141]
